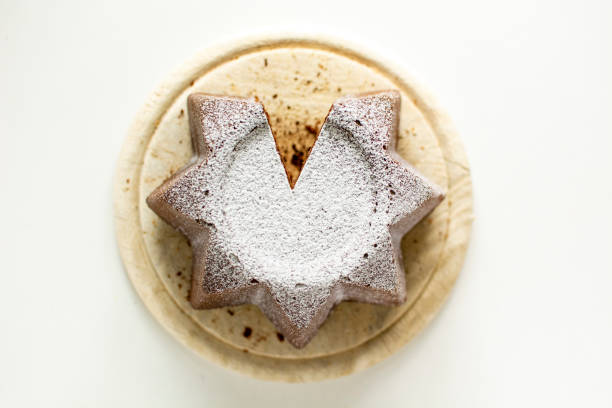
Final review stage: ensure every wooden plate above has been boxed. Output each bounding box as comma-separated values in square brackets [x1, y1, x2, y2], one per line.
[114, 35, 473, 381]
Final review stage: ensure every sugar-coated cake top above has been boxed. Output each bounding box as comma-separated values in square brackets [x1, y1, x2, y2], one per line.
[147, 91, 444, 348]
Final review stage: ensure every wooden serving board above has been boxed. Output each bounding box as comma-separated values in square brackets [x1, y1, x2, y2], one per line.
[114, 35, 473, 381]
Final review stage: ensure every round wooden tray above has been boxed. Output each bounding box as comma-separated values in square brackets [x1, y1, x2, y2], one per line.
[114, 35, 473, 382]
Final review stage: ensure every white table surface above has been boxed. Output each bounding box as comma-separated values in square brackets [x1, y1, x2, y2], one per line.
[1, 0, 611, 406]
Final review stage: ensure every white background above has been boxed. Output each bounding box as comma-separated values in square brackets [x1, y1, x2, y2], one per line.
[1, 0, 611, 406]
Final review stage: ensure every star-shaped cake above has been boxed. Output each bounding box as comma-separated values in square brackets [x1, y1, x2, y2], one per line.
[147, 90, 444, 348]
